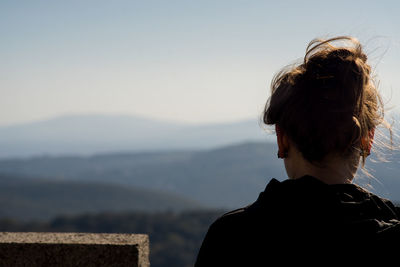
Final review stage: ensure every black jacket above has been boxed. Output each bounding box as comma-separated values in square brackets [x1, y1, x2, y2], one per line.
[195, 176, 400, 266]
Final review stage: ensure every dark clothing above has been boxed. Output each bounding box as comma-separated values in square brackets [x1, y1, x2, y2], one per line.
[195, 176, 400, 266]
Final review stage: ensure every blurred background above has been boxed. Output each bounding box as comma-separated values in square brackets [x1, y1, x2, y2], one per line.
[1, 1, 399, 266]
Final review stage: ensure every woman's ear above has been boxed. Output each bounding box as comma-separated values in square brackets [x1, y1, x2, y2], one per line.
[276, 125, 289, 158]
[367, 128, 375, 153]
[361, 128, 375, 155]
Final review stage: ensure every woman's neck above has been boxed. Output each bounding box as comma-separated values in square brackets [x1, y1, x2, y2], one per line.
[284, 148, 359, 185]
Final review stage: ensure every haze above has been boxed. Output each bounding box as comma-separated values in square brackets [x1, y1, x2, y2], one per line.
[1, 0, 399, 126]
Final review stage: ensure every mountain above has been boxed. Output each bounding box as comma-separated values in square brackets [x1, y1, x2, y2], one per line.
[0, 139, 400, 208]
[2, 141, 398, 209]
[0, 114, 272, 158]
[0, 174, 203, 221]
[0, 142, 284, 208]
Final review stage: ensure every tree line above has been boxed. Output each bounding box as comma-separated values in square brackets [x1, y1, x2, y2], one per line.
[0, 210, 224, 267]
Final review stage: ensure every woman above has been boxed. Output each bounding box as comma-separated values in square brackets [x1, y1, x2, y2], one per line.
[195, 36, 400, 266]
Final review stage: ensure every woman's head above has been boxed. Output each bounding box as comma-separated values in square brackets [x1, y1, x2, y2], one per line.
[263, 36, 388, 173]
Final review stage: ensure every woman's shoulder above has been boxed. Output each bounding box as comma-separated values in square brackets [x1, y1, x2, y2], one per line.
[330, 180, 400, 219]
[207, 205, 257, 236]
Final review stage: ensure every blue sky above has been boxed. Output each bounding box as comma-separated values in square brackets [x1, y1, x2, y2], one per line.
[1, 0, 399, 126]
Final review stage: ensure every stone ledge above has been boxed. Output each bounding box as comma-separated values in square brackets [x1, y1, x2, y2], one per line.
[0, 232, 149, 267]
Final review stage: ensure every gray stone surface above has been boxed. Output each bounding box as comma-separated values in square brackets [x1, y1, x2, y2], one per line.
[0, 232, 149, 267]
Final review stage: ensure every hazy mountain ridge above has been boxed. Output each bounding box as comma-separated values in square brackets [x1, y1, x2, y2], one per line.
[0, 142, 283, 208]
[1, 141, 399, 211]
[0, 173, 203, 221]
[0, 114, 271, 158]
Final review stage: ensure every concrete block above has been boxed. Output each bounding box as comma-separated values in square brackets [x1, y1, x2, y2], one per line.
[0, 232, 149, 267]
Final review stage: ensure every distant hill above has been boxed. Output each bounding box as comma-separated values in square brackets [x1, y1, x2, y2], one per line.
[3, 141, 400, 209]
[0, 114, 272, 158]
[0, 142, 285, 208]
[0, 174, 203, 221]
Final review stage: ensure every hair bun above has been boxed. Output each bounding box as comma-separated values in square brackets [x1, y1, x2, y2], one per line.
[263, 36, 387, 164]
